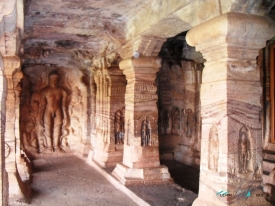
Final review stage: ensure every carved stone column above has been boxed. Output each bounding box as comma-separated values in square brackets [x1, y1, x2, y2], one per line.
[92, 65, 126, 167]
[112, 57, 172, 185]
[186, 13, 275, 206]
[3, 56, 23, 199]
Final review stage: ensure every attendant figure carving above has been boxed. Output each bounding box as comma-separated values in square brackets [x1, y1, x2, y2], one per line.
[114, 110, 124, 144]
[185, 109, 195, 138]
[239, 132, 251, 173]
[39, 71, 68, 153]
[22, 119, 38, 152]
[159, 108, 169, 135]
[172, 107, 180, 135]
[208, 125, 219, 171]
[141, 119, 151, 146]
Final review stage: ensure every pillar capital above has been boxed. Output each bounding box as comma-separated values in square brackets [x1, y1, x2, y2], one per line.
[186, 12, 275, 53]
[119, 57, 161, 74]
[3, 56, 20, 75]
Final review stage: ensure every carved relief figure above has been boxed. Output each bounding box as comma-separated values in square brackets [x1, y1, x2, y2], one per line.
[172, 107, 180, 135]
[252, 164, 262, 180]
[159, 108, 169, 135]
[239, 129, 251, 173]
[114, 110, 124, 144]
[39, 71, 68, 153]
[182, 108, 195, 138]
[141, 119, 151, 146]
[208, 125, 219, 171]
[69, 86, 83, 116]
[22, 119, 38, 152]
[70, 116, 82, 144]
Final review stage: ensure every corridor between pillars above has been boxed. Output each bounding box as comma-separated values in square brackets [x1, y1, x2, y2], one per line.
[112, 57, 172, 185]
[186, 13, 275, 206]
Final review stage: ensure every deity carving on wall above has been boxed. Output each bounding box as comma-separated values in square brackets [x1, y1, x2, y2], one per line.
[39, 71, 68, 153]
[22, 119, 38, 152]
[208, 125, 219, 171]
[69, 86, 84, 143]
[159, 108, 169, 135]
[172, 107, 180, 135]
[141, 119, 151, 146]
[182, 108, 195, 138]
[114, 109, 125, 144]
[238, 126, 252, 173]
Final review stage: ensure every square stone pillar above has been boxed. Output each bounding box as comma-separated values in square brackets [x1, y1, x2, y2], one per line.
[186, 13, 275, 205]
[92, 65, 126, 167]
[112, 57, 172, 185]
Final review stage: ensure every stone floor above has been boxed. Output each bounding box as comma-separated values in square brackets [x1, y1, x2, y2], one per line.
[9, 154, 198, 206]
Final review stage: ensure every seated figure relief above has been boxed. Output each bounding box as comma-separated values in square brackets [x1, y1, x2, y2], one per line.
[39, 71, 68, 153]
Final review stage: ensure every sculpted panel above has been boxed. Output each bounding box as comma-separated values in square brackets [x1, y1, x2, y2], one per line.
[20, 67, 88, 155]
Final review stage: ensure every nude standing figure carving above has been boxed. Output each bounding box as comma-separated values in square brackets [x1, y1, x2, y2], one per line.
[39, 71, 67, 153]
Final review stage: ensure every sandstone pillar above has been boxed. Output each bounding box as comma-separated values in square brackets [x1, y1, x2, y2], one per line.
[186, 13, 275, 205]
[92, 65, 126, 167]
[3, 56, 23, 200]
[112, 57, 172, 185]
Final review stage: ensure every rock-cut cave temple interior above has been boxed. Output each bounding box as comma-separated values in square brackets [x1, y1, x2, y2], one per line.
[1, 0, 275, 205]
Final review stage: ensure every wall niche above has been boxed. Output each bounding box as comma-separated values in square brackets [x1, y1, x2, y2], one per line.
[20, 65, 89, 158]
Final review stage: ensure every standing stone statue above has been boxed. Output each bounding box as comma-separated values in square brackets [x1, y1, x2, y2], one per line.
[39, 71, 67, 153]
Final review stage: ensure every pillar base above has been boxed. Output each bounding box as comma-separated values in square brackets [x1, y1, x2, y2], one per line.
[93, 144, 123, 168]
[112, 163, 173, 185]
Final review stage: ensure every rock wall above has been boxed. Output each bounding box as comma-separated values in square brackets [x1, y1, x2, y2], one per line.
[157, 59, 202, 167]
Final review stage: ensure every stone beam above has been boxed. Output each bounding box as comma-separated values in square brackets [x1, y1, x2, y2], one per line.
[186, 12, 275, 206]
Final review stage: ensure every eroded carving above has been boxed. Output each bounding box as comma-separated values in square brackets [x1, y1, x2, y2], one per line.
[172, 107, 180, 135]
[159, 108, 169, 135]
[182, 108, 195, 138]
[208, 125, 219, 172]
[22, 119, 38, 153]
[114, 109, 124, 144]
[141, 119, 152, 146]
[238, 126, 252, 173]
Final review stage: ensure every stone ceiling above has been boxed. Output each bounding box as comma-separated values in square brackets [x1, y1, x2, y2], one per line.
[20, 0, 275, 70]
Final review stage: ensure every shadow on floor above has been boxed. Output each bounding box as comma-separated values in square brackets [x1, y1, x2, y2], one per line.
[161, 160, 200, 194]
